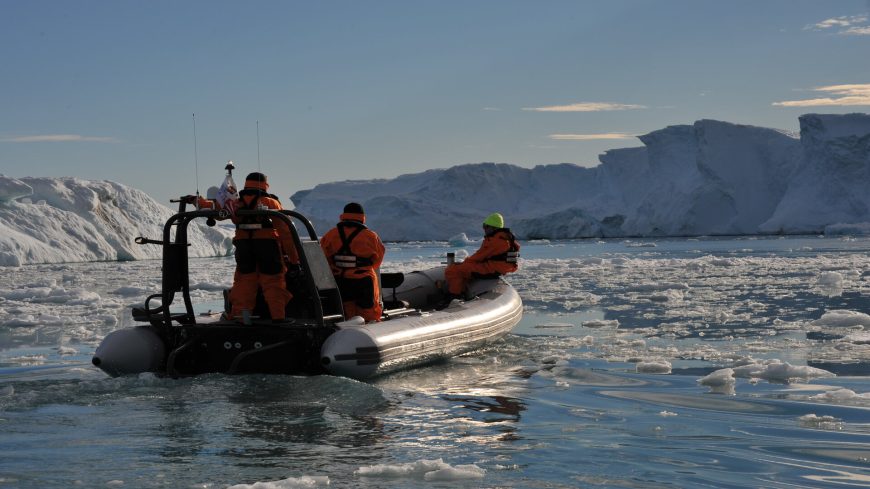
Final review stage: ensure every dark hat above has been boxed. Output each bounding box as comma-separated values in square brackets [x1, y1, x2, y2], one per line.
[343, 202, 364, 214]
[244, 172, 269, 191]
[245, 172, 268, 183]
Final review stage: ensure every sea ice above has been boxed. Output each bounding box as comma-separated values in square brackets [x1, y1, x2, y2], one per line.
[355, 458, 485, 480]
[698, 368, 737, 395]
[636, 360, 672, 374]
[226, 475, 331, 488]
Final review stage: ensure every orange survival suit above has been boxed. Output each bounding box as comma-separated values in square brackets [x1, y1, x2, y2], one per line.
[320, 203, 385, 322]
[228, 172, 299, 322]
[445, 224, 520, 297]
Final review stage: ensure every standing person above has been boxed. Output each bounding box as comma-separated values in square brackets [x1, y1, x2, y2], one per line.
[320, 202, 386, 322]
[443, 212, 520, 303]
[228, 172, 299, 323]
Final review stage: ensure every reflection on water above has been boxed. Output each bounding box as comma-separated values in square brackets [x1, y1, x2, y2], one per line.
[441, 394, 526, 423]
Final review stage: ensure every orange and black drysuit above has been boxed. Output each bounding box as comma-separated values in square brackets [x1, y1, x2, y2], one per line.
[228, 174, 299, 321]
[320, 208, 385, 322]
[445, 228, 520, 296]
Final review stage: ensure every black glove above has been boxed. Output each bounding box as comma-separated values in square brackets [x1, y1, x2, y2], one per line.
[285, 259, 302, 278]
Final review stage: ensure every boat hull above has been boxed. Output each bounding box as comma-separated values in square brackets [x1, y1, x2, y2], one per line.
[92, 267, 522, 379]
[321, 279, 523, 379]
[92, 326, 166, 376]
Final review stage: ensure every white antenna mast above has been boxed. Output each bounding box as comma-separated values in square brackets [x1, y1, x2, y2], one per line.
[256, 120, 261, 171]
[192, 113, 201, 205]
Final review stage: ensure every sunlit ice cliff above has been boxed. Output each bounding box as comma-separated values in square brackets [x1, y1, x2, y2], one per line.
[1, 113, 868, 266]
[0, 176, 233, 266]
[292, 113, 870, 241]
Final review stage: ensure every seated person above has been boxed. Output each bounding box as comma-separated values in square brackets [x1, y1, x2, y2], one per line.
[444, 212, 520, 302]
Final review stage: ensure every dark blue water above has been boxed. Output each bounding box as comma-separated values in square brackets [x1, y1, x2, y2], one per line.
[1, 235, 869, 488]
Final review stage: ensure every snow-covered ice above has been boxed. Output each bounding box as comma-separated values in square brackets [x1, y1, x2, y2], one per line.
[290, 113, 870, 241]
[0, 175, 232, 266]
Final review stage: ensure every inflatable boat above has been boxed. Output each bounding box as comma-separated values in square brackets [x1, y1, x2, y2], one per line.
[92, 198, 522, 380]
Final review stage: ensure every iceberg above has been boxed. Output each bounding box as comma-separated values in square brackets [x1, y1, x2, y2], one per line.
[1, 113, 868, 265]
[0, 176, 233, 266]
[292, 113, 869, 241]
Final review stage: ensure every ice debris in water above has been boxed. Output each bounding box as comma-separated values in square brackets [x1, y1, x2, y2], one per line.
[844, 331, 870, 344]
[534, 322, 574, 329]
[355, 458, 486, 481]
[811, 310, 870, 329]
[816, 271, 844, 297]
[448, 233, 476, 247]
[730, 359, 834, 383]
[227, 476, 330, 488]
[581, 319, 619, 329]
[698, 368, 736, 395]
[809, 388, 870, 403]
[798, 414, 844, 430]
[636, 360, 672, 374]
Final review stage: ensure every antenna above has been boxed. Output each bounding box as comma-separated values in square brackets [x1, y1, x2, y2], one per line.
[256, 120, 261, 170]
[192, 113, 200, 200]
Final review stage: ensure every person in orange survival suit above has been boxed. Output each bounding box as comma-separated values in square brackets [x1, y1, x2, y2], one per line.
[228, 172, 300, 322]
[320, 202, 386, 322]
[443, 212, 520, 303]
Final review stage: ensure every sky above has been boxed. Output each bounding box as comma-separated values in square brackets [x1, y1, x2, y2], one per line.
[1, 0, 869, 205]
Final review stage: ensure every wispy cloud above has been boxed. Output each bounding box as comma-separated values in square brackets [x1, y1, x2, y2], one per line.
[806, 15, 870, 35]
[0, 134, 118, 143]
[548, 133, 637, 141]
[772, 84, 870, 107]
[524, 102, 647, 112]
[843, 25, 870, 35]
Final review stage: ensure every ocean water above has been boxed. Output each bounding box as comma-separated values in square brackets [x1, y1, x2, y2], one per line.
[1, 235, 869, 488]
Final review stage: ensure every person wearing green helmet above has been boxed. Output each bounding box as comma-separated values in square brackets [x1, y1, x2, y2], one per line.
[442, 212, 520, 304]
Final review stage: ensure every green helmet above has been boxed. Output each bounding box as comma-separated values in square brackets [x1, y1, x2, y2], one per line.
[483, 212, 504, 228]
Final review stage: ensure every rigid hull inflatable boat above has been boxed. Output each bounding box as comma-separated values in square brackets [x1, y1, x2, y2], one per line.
[92, 199, 522, 380]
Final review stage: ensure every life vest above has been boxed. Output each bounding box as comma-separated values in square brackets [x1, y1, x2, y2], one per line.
[333, 221, 374, 272]
[235, 189, 274, 238]
[488, 229, 520, 263]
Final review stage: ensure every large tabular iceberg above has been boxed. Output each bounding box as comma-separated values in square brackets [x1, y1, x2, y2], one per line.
[292, 113, 870, 241]
[0, 176, 232, 266]
[1, 113, 868, 265]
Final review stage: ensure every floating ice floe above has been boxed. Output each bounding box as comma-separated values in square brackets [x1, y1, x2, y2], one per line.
[581, 319, 619, 329]
[636, 360, 672, 374]
[844, 331, 870, 344]
[809, 388, 870, 403]
[534, 322, 575, 329]
[816, 271, 844, 297]
[625, 241, 657, 248]
[226, 475, 330, 488]
[811, 310, 870, 330]
[797, 414, 844, 430]
[730, 359, 835, 383]
[698, 368, 737, 395]
[355, 458, 486, 481]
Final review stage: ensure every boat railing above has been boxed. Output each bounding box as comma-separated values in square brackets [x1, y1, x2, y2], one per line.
[135, 199, 345, 330]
